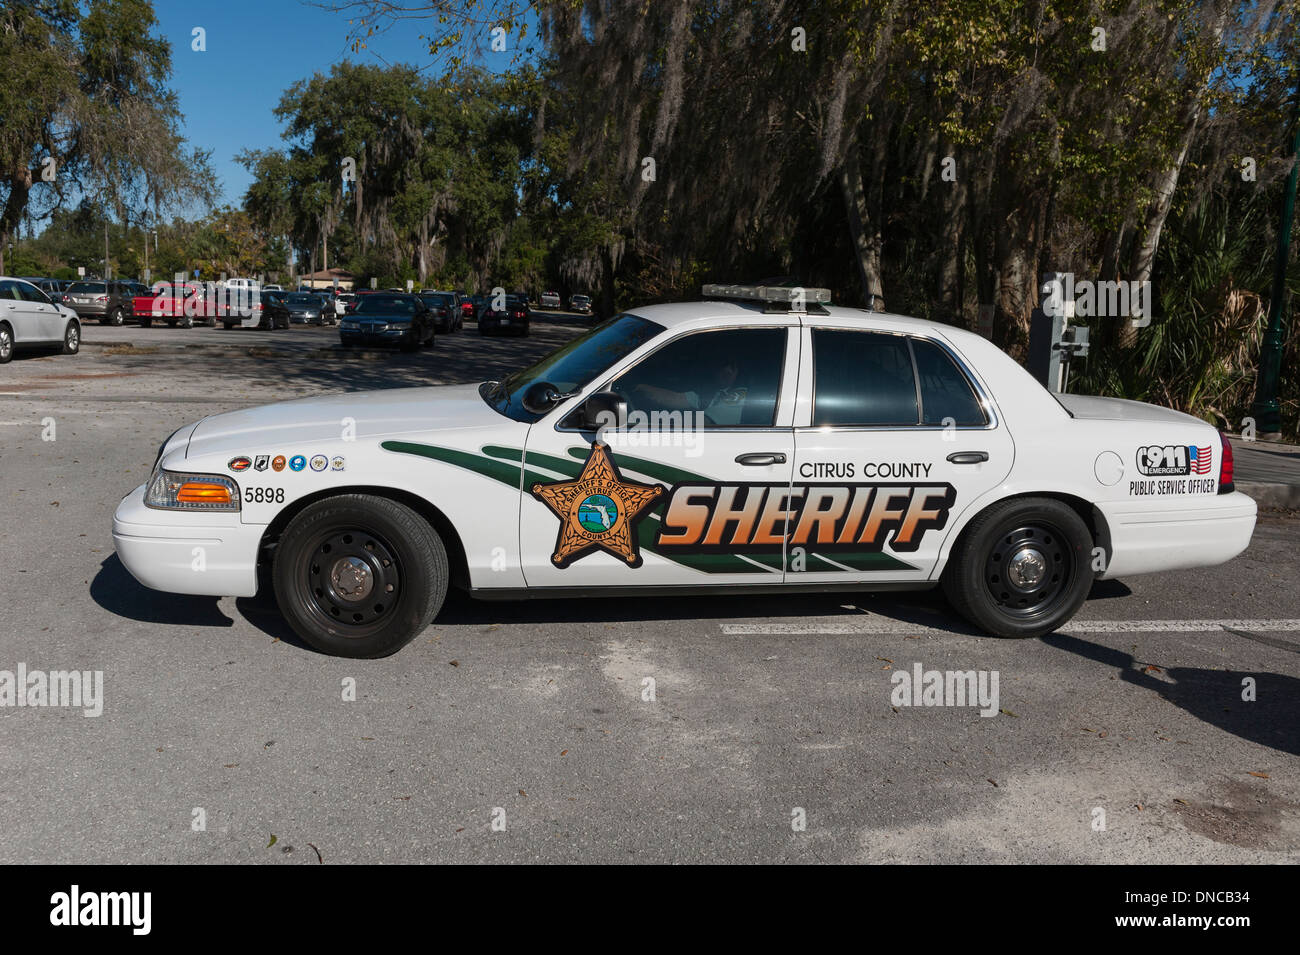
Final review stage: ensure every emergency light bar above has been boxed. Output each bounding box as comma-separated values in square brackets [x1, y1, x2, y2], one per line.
[702, 284, 832, 312]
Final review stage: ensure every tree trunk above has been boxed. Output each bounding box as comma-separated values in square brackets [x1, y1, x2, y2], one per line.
[599, 244, 617, 320]
[936, 151, 967, 322]
[0, 168, 35, 277]
[839, 136, 884, 311]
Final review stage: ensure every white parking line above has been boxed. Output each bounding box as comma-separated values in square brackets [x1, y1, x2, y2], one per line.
[720, 619, 1300, 635]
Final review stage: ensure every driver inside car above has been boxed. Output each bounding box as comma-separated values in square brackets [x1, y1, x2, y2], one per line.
[627, 355, 748, 426]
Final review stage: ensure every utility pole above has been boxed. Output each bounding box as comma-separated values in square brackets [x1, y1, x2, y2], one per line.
[1250, 88, 1300, 440]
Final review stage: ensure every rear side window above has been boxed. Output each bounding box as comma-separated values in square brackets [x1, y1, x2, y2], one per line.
[812, 330, 919, 426]
[912, 338, 988, 426]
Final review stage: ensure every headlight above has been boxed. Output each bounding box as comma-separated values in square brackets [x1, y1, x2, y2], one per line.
[341, 321, 359, 330]
[145, 470, 241, 511]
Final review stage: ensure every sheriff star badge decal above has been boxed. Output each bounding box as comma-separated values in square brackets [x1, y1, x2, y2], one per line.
[530, 443, 664, 568]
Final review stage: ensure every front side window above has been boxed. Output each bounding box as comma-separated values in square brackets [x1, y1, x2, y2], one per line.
[610, 327, 787, 428]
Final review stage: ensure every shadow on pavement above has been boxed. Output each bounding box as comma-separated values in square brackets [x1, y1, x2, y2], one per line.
[1043, 632, 1300, 757]
[90, 554, 233, 628]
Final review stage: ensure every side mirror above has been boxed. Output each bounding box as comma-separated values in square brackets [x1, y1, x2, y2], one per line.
[521, 381, 564, 414]
[583, 391, 626, 431]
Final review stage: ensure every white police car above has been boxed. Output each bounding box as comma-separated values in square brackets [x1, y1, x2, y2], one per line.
[113, 285, 1256, 657]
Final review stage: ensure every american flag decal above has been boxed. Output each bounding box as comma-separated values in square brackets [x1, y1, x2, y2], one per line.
[1189, 445, 1213, 474]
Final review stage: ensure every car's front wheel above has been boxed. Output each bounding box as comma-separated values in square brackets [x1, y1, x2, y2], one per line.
[0, 323, 13, 363]
[273, 495, 448, 658]
[104, 307, 125, 326]
[941, 497, 1093, 639]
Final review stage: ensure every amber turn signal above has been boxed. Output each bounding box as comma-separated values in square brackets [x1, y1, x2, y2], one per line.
[176, 482, 233, 504]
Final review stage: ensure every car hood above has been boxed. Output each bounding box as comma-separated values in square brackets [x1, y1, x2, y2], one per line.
[181, 383, 500, 460]
[1057, 393, 1206, 426]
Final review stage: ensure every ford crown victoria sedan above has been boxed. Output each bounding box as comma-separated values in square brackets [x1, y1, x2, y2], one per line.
[112, 287, 1257, 658]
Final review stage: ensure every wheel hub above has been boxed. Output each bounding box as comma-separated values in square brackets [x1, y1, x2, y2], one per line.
[330, 556, 374, 600]
[1006, 547, 1047, 590]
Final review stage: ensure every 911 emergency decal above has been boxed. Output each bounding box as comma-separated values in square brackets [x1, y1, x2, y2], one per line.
[1130, 442, 1217, 495]
[529, 443, 664, 567]
[1136, 444, 1213, 477]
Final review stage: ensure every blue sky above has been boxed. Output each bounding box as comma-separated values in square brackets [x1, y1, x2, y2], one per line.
[154, 0, 528, 208]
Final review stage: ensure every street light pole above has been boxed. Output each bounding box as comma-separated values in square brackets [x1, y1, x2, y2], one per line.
[1251, 88, 1300, 440]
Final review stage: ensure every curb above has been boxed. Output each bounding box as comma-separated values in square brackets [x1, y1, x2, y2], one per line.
[1236, 482, 1300, 510]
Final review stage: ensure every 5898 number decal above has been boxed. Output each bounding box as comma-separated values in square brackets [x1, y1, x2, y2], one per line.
[245, 486, 285, 504]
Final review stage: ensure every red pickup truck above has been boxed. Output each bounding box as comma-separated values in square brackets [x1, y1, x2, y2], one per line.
[132, 283, 274, 329]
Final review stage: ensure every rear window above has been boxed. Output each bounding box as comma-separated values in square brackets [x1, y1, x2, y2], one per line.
[421, 293, 455, 307]
[913, 338, 987, 426]
[69, 282, 106, 293]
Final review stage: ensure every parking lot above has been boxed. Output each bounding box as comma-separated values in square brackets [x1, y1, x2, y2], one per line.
[1, 312, 1298, 864]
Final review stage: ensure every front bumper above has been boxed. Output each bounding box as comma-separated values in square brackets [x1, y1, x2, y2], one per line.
[1096, 491, 1258, 579]
[339, 326, 412, 346]
[112, 484, 262, 597]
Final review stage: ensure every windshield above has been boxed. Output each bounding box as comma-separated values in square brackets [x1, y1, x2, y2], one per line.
[355, 295, 416, 314]
[482, 314, 664, 423]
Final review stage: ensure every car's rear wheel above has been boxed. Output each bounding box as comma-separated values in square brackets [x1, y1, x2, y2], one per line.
[61, 320, 80, 355]
[941, 497, 1093, 639]
[0, 323, 13, 363]
[273, 495, 448, 658]
[103, 306, 125, 326]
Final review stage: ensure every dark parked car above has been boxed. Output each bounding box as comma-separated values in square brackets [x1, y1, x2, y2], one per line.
[568, 293, 593, 314]
[257, 289, 291, 329]
[477, 292, 530, 337]
[283, 292, 328, 325]
[338, 293, 433, 350]
[418, 291, 462, 333]
[65, 279, 135, 326]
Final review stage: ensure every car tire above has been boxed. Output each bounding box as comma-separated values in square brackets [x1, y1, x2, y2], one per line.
[180, 315, 194, 329]
[62, 320, 80, 355]
[940, 496, 1093, 639]
[273, 495, 448, 658]
[0, 323, 13, 363]
[104, 306, 125, 327]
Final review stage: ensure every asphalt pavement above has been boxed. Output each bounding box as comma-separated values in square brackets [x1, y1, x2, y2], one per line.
[0, 314, 1296, 864]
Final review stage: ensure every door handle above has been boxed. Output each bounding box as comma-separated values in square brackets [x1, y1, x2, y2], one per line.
[735, 452, 787, 466]
[947, 451, 989, 464]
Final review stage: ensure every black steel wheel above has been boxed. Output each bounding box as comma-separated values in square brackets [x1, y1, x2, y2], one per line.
[942, 497, 1093, 638]
[273, 495, 448, 657]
